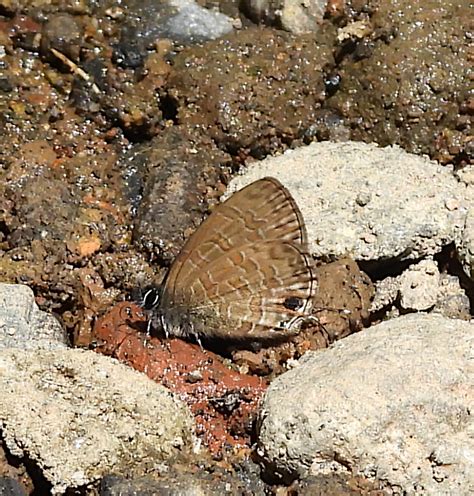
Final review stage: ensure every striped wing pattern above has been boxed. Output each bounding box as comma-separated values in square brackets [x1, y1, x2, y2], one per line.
[159, 177, 314, 340]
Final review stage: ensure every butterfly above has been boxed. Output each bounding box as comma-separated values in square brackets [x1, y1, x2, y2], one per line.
[141, 177, 315, 346]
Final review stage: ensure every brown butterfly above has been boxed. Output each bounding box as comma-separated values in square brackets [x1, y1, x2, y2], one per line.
[142, 177, 315, 346]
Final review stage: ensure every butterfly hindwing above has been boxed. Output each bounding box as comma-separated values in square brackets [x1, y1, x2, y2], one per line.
[161, 240, 314, 340]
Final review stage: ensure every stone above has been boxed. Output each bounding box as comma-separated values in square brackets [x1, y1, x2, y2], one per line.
[0, 348, 195, 494]
[371, 260, 470, 319]
[257, 314, 474, 494]
[227, 141, 471, 263]
[0, 283, 68, 350]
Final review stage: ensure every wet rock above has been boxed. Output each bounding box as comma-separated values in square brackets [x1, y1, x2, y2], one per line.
[257, 314, 474, 494]
[242, 0, 327, 34]
[326, 0, 471, 165]
[167, 26, 334, 156]
[92, 302, 266, 457]
[40, 13, 84, 63]
[0, 477, 26, 496]
[0, 137, 130, 269]
[301, 108, 350, 143]
[3, 174, 79, 263]
[0, 77, 14, 93]
[163, 0, 235, 42]
[117, 0, 234, 45]
[130, 128, 231, 264]
[5, 14, 42, 52]
[0, 283, 68, 350]
[112, 30, 146, 70]
[99, 52, 170, 138]
[371, 259, 470, 319]
[0, 348, 195, 494]
[227, 141, 471, 263]
[0, 132, 133, 336]
[100, 463, 266, 496]
[289, 472, 390, 495]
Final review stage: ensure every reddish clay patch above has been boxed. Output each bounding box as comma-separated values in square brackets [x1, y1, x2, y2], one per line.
[92, 302, 267, 457]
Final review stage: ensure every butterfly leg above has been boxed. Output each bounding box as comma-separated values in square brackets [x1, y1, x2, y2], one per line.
[285, 314, 319, 330]
[187, 322, 204, 351]
[160, 314, 177, 350]
[146, 318, 153, 336]
[195, 334, 204, 351]
[286, 315, 331, 344]
[142, 325, 152, 348]
[160, 315, 169, 339]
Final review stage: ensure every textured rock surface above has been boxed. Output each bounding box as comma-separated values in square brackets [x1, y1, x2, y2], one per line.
[457, 207, 474, 279]
[371, 260, 470, 319]
[397, 260, 439, 310]
[241, 0, 327, 34]
[227, 141, 471, 262]
[165, 0, 235, 42]
[0, 283, 68, 350]
[257, 314, 474, 494]
[0, 349, 195, 494]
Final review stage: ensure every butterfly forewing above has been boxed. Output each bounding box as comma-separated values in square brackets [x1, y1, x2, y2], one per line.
[158, 177, 314, 342]
[161, 177, 307, 307]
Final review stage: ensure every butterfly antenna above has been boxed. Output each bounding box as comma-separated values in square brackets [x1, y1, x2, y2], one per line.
[306, 314, 331, 344]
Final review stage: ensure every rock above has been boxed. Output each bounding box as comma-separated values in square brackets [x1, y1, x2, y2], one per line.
[456, 164, 474, 187]
[257, 314, 474, 494]
[166, 27, 333, 157]
[370, 277, 399, 313]
[434, 273, 471, 320]
[119, 0, 234, 46]
[40, 13, 84, 63]
[99, 463, 267, 496]
[130, 128, 231, 264]
[227, 141, 471, 262]
[0, 283, 68, 350]
[325, 0, 470, 165]
[164, 0, 235, 42]
[371, 260, 470, 319]
[398, 260, 439, 310]
[241, 0, 327, 34]
[0, 477, 26, 496]
[0, 348, 195, 494]
[457, 207, 474, 279]
[288, 472, 390, 495]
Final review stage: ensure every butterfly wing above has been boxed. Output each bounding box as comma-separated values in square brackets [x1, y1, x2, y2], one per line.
[161, 177, 308, 311]
[161, 240, 315, 340]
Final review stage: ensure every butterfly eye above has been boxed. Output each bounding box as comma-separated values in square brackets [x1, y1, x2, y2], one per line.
[141, 288, 160, 310]
[283, 296, 303, 311]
